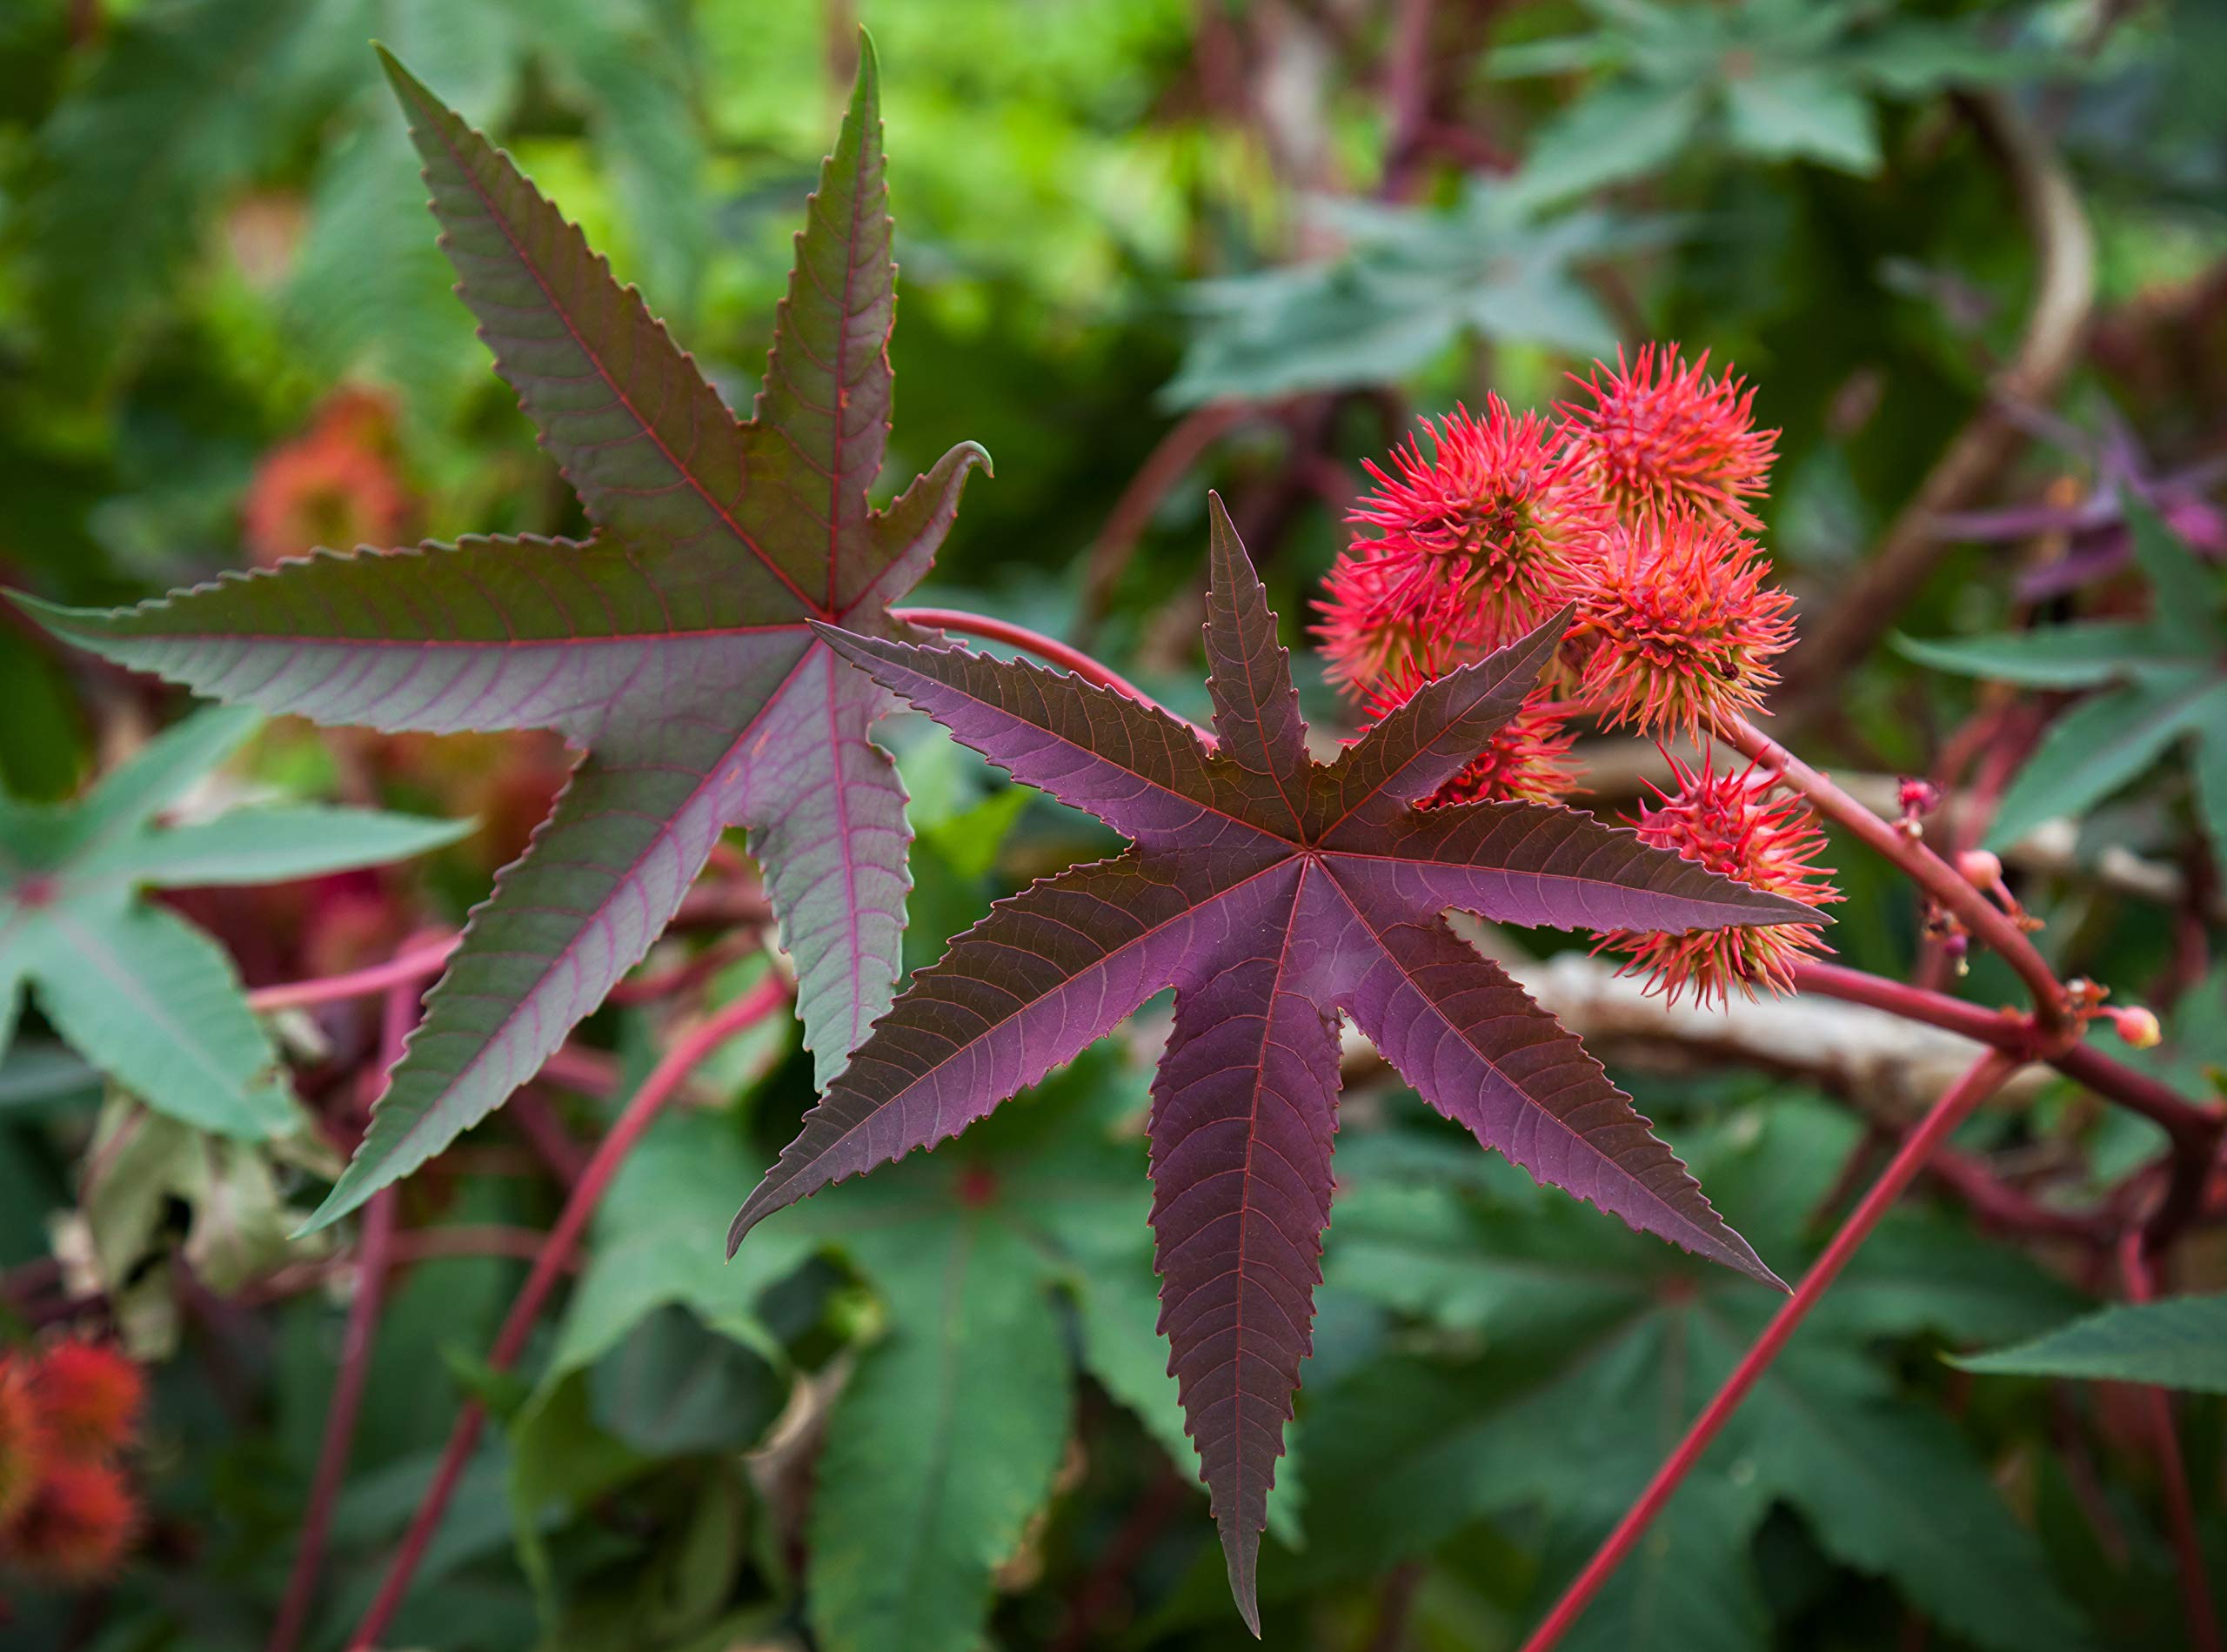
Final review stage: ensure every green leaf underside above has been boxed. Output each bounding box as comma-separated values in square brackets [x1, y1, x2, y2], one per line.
[1961, 1294, 2227, 1393]
[16, 38, 988, 1227]
[0, 707, 458, 1136]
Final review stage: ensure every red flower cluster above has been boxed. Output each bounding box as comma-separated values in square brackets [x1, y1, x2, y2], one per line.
[0, 1339, 145, 1586]
[1315, 343, 1835, 1003]
[1595, 752, 1842, 1006]
[242, 386, 414, 568]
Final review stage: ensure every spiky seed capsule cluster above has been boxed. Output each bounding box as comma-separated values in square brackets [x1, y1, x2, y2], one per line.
[0, 1339, 146, 1586]
[1596, 753, 1842, 1007]
[0, 1362, 43, 1526]
[27, 1341, 144, 1464]
[1315, 342, 1822, 971]
[3, 1461, 138, 1584]
[1316, 344, 1790, 739]
[1575, 515, 1796, 737]
[1562, 344, 1776, 530]
[1317, 398, 1608, 691]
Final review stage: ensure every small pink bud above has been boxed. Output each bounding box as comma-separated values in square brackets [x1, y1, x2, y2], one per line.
[1957, 849, 2003, 889]
[2112, 1007, 2162, 1050]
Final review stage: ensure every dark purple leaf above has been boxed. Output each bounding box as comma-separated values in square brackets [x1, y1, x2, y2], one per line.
[738, 493, 1816, 1629]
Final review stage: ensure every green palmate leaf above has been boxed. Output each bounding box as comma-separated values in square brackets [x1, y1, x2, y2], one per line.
[1983, 672, 2225, 849]
[797, 1060, 1220, 1652]
[2129, 495, 2226, 656]
[1891, 622, 2163, 688]
[1907, 497, 2227, 853]
[1721, 69, 1879, 171]
[1165, 182, 1654, 405]
[0, 706, 462, 1137]
[24, 0, 344, 377]
[77, 806, 467, 886]
[2194, 730, 2227, 861]
[536, 1110, 811, 1388]
[1961, 1294, 2227, 1393]
[509, 1101, 808, 1609]
[799, 1060, 1169, 1652]
[17, 38, 988, 1229]
[1309, 1096, 2094, 1651]
[1513, 82, 1709, 204]
[23, 905, 296, 1138]
[812, 1219, 1070, 1652]
[518, 1048, 1174, 1652]
[1540, 1477, 1767, 1652]
[1495, 0, 2052, 199]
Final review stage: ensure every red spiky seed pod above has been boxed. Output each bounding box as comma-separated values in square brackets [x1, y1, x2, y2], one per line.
[1362, 663, 1579, 806]
[0, 1459, 138, 1585]
[0, 1360, 47, 1525]
[1596, 752, 1841, 1007]
[1575, 514, 1796, 736]
[1316, 398, 1608, 693]
[28, 1341, 144, 1464]
[1562, 344, 1776, 530]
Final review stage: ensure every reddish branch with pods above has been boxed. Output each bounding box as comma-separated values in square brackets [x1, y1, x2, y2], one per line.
[9, 34, 2221, 1652]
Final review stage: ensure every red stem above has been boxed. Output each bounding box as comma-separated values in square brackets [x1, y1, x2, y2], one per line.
[344, 973, 792, 1650]
[247, 937, 457, 1013]
[2120, 1235, 2224, 1652]
[1519, 1049, 2023, 1652]
[1790, 960, 2222, 1152]
[890, 606, 1208, 739]
[269, 981, 416, 1652]
[1720, 715, 2070, 1039]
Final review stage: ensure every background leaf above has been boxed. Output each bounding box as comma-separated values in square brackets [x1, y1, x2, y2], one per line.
[1962, 1294, 2227, 1394]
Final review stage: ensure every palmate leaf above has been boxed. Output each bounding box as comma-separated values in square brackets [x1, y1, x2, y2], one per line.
[1309, 1098, 2094, 1651]
[1961, 1294, 2227, 1393]
[532, 1048, 1169, 1652]
[17, 38, 987, 1230]
[1165, 180, 1652, 405]
[0, 706, 465, 1136]
[1903, 499, 2227, 853]
[730, 498, 1820, 1630]
[1497, 0, 2045, 201]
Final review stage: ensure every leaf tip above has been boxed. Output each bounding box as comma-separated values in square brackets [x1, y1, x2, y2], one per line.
[1713, 1227, 1789, 1294]
[5, 586, 79, 627]
[290, 1190, 353, 1241]
[805, 618, 874, 663]
[847, 26, 882, 125]
[726, 1185, 778, 1258]
[1221, 1522, 1264, 1637]
[371, 41, 430, 110]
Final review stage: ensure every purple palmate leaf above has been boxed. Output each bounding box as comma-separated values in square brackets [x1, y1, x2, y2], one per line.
[15, 41, 985, 1230]
[732, 495, 1818, 1632]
